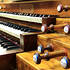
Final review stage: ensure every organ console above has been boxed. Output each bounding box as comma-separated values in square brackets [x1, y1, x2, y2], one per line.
[0, 1, 56, 70]
[16, 0, 70, 68]
[0, 0, 70, 70]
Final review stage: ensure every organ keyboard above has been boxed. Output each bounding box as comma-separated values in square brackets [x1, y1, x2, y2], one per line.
[0, 34, 22, 55]
[0, 12, 48, 23]
[0, 21, 41, 38]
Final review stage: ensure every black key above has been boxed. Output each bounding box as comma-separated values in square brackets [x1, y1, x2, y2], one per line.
[8, 24, 11, 27]
[2, 22, 7, 26]
[27, 29, 35, 32]
[9, 24, 13, 27]
[7, 46, 19, 50]
[13, 25, 18, 29]
[20, 27, 25, 31]
[28, 29, 40, 32]
[35, 14, 40, 17]
[26, 13, 30, 16]
[25, 13, 29, 16]
[1, 42, 13, 47]
[0, 38, 6, 41]
[16, 26, 21, 30]
[39, 14, 43, 17]
[12, 25, 17, 29]
[2, 40, 10, 42]
[0, 40, 3, 44]
[23, 13, 27, 16]
[2, 44, 14, 48]
[24, 28, 30, 32]
[22, 13, 25, 15]
[20, 26, 26, 31]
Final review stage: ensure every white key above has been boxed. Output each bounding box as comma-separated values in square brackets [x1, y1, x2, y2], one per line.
[0, 24, 24, 38]
[0, 47, 6, 53]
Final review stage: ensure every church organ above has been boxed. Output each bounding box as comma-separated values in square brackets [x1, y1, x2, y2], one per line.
[0, 0, 69, 70]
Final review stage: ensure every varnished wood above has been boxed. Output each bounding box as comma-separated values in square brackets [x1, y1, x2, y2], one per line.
[47, 24, 67, 33]
[50, 36, 70, 59]
[37, 33, 70, 59]
[3, 0, 46, 2]
[0, 48, 23, 70]
[56, 18, 70, 25]
[42, 17, 56, 26]
[16, 51, 69, 70]
[0, 0, 60, 4]
[0, 54, 16, 70]
[0, 0, 70, 17]
[20, 32, 43, 51]
[37, 33, 66, 48]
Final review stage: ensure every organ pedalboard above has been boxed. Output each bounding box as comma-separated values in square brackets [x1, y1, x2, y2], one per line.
[0, 0, 70, 70]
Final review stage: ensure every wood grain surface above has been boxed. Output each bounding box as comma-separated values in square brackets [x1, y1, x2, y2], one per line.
[37, 33, 66, 48]
[0, 0, 70, 17]
[51, 36, 70, 59]
[16, 51, 70, 70]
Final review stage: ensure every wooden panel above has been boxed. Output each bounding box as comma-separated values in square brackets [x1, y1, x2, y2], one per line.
[0, 54, 16, 70]
[20, 32, 43, 51]
[3, 0, 44, 3]
[50, 36, 70, 59]
[56, 18, 70, 25]
[55, 18, 70, 33]
[16, 51, 69, 70]
[37, 33, 66, 48]
[37, 33, 70, 58]
[33, 0, 70, 17]
[0, 0, 70, 17]
[42, 17, 56, 26]
[0, 48, 23, 70]
[19, 3, 34, 13]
